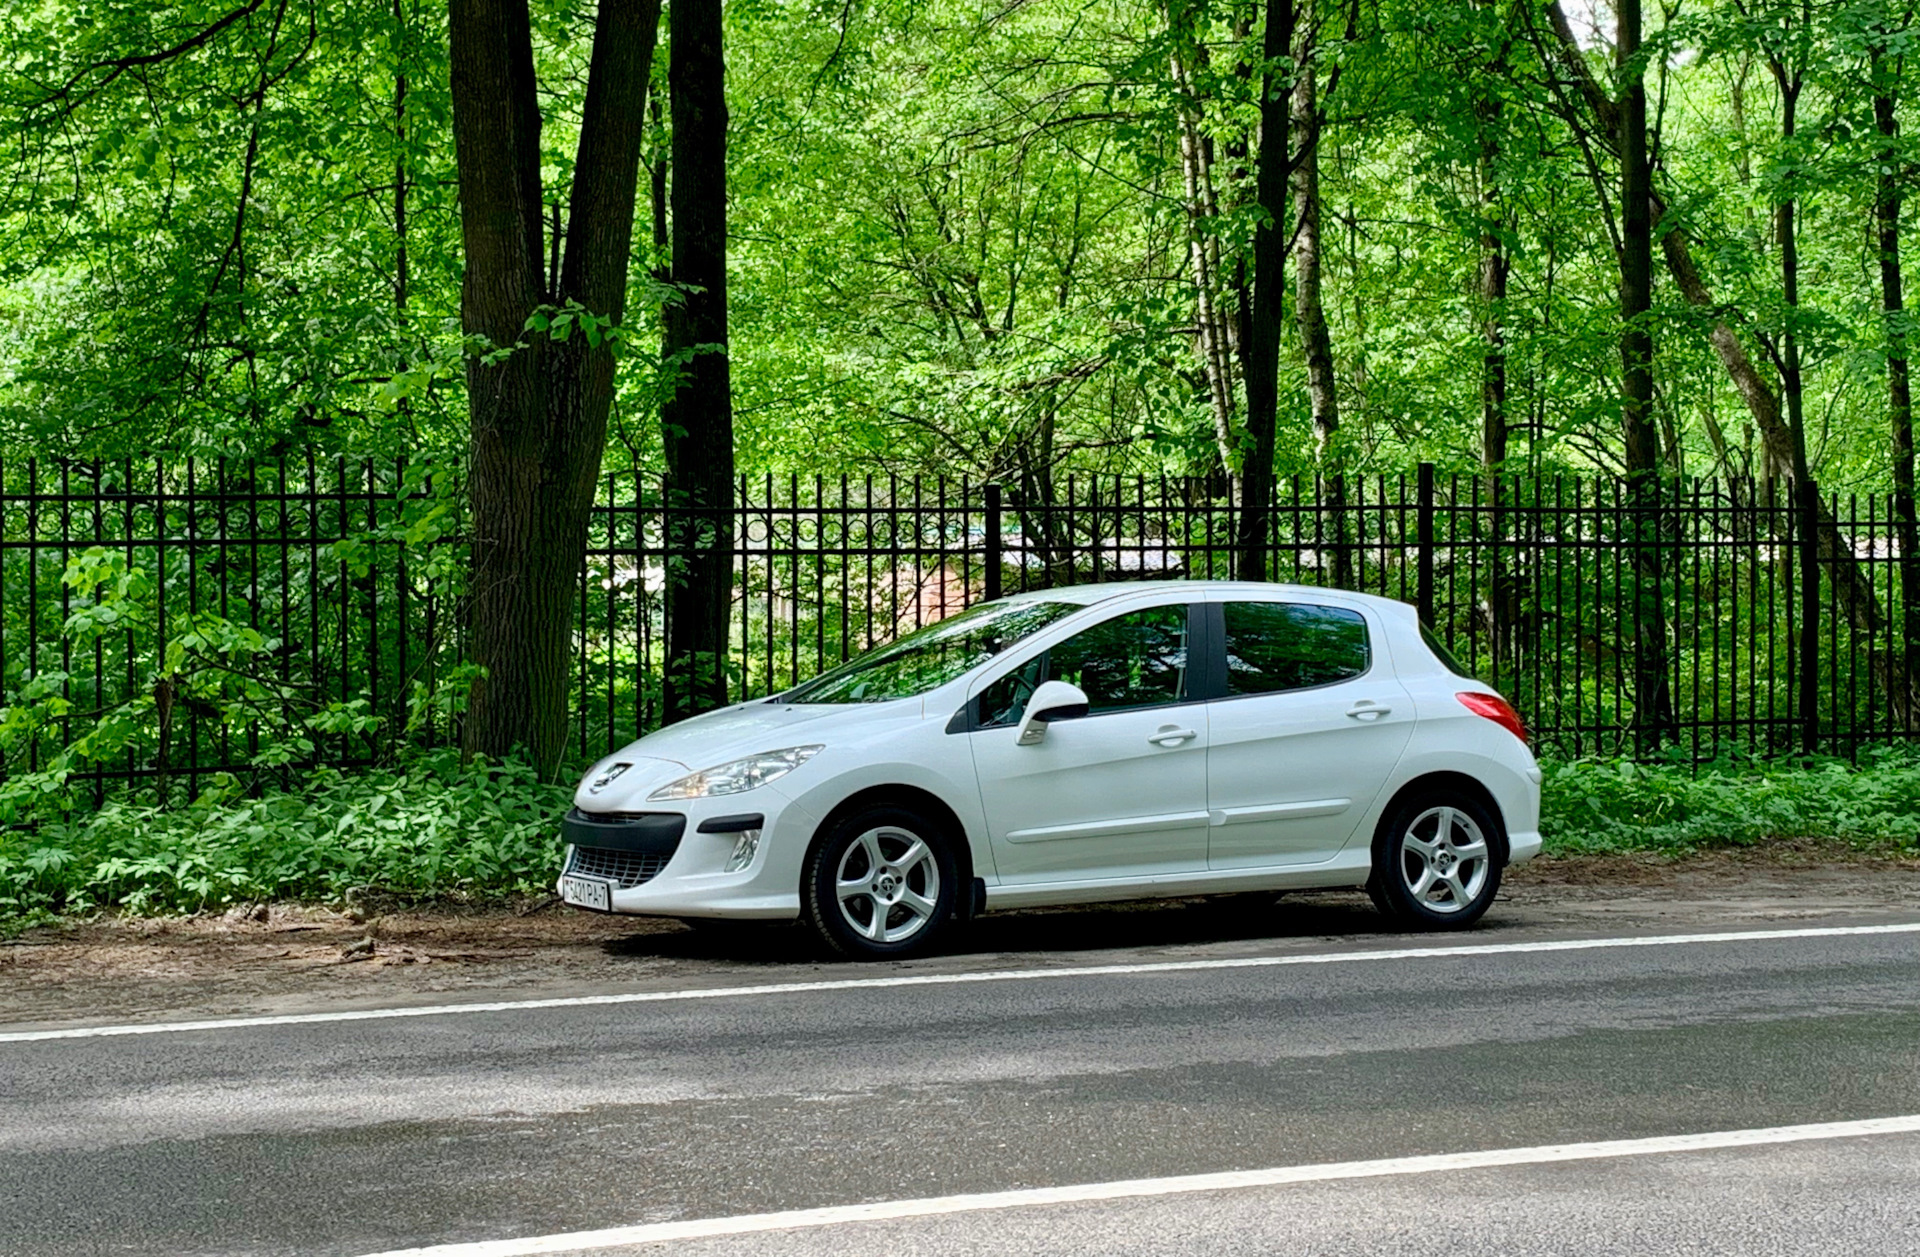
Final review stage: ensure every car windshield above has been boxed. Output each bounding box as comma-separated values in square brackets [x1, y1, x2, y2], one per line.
[781, 600, 1080, 704]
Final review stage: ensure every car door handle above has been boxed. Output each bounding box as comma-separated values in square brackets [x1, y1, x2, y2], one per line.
[1147, 726, 1198, 746]
[1346, 701, 1392, 720]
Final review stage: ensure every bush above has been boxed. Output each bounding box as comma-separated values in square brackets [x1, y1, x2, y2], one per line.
[6, 744, 1918, 934]
[0, 749, 571, 930]
[1540, 745, 1920, 855]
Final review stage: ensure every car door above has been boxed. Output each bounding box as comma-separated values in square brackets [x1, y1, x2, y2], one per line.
[1205, 599, 1414, 869]
[967, 601, 1210, 883]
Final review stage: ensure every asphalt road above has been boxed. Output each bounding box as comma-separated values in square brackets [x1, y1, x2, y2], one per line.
[5, 915, 1920, 1257]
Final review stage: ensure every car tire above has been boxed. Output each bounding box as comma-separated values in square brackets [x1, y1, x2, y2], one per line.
[1366, 791, 1504, 930]
[803, 804, 958, 960]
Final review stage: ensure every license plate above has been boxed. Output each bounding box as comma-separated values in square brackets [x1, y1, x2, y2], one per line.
[559, 874, 614, 912]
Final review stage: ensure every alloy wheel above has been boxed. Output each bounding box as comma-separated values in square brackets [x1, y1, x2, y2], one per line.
[1397, 805, 1490, 914]
[834, 826, 942, 944]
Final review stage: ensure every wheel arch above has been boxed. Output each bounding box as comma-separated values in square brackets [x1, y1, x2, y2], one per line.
[1373, 771, 1510, 865]
[806, 783, 977, 908]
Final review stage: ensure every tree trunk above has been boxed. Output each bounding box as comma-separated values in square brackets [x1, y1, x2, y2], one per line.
[1536, 3, 1794, 488]
[1766, 51, 1825, 747]
[1875, 64, 1920, 727]
[1477, 233, 1508, 468]
[1474, 9, 1511, 668]
[450, 0, 556, 767]
[1535, 1, 1903, 706]
[1475, 5, 1508, 470]
[450, 0, 661, 773]
[1234, 0, 1292, 583]
[1290, 53, 1347, 588]
[660, 0, 736, 722]
[1617, 0, 1655, 503]
[648, 94, 669, 278]
[393, 0, 410, 335]
[1290, 64, 1335, 456]
[1167, 13, 1240, 483]
[1616, 0, 1673, 747]
[1770, 71, 1811, 484]
[391, 0, 414, 456]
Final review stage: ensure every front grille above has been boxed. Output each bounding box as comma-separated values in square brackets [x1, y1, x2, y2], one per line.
[568, 845, 672, 889]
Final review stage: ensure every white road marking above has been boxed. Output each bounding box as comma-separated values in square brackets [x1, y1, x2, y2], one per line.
[357, 1114, 1920, 1256]
[3, 920, 1917, 1045]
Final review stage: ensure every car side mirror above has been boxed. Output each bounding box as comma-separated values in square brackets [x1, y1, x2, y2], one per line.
[1016, 680, 1090, 746]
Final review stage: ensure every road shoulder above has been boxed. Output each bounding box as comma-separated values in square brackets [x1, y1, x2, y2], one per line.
[4, 847, 1917, 1031]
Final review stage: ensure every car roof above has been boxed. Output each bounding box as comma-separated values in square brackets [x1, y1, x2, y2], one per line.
[996, 579, 1413, 613]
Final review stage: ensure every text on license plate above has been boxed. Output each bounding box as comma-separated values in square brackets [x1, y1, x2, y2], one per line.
[560, 874, 613, 912]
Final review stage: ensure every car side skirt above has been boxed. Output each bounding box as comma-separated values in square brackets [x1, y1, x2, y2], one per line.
[978, 851, 1373, 911]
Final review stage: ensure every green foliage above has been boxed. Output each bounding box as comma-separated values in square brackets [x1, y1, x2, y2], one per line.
[0, 0, 1916, 486]
[0, 749, 570, 930]
[0, 461, 475, 817]
[1541, 746, 1920, 854]
[2, 0, 1919, 906]
[5, 744, 1915, 934]
[0, 0, 472, 458]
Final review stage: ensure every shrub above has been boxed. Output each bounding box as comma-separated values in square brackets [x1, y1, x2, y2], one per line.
[6, 744, 1918, 934]
[1540, 745, 1920, 855]
[0, 749, 571, 929]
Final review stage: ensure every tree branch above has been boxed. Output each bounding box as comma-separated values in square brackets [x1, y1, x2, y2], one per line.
[29, 0, 268, 120]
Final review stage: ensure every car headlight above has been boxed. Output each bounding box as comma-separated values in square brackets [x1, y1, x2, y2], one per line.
[648, 745, 824, 801]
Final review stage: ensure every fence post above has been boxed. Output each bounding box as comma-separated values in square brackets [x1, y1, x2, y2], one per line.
[1799, 477, 1819, 754]
[1416, 462, 1435, 626]
[983, 482, 1002, 602]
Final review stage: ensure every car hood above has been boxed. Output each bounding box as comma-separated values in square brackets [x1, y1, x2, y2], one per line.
[573, 698, 922, 811]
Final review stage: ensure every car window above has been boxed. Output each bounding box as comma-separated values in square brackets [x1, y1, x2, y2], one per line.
[1420, 623, 1476, 679]
[977, 654, 1047, 728]
[1222, 601, 1369, 694]
[783, 599, 1078, 704]
[978, 604, 1191, 726]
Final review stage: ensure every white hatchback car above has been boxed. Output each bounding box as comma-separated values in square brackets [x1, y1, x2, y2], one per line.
[558, 581, 1542, 959]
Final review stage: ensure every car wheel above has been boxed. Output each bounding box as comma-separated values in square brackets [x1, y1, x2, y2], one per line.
[1366, 793, 1503, 929]
[803, 804, 958, 960]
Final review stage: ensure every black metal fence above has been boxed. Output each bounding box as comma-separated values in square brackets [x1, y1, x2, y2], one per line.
[2, 454, 1912, 804]
[0, 456, 458, 805]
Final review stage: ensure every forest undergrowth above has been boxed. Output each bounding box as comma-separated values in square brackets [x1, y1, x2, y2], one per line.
[2, 747, 1916, 936]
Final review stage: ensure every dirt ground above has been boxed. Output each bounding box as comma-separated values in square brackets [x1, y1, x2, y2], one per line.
[4, 846, 1918, 1030]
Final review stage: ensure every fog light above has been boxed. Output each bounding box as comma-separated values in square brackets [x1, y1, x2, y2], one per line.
[724, 828, 761, 872]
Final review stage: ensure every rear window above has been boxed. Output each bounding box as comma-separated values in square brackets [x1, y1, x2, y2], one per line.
[1421, 624, 1476, 678]
[1222, 602, 1370, 694]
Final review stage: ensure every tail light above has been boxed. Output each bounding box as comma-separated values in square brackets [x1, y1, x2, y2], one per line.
[1457, 691, 1527, 746]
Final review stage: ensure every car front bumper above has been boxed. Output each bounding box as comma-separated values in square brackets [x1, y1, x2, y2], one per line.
[555, 789, 817, 920]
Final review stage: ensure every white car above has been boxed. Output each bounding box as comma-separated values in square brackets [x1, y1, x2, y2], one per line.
[557, 581, 1542, 959]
